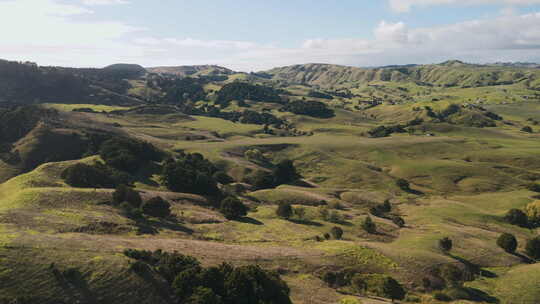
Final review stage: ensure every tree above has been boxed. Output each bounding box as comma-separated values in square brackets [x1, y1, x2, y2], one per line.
[362, 216, 376, 234]
[113, 185, 142, 208]
[220, 197, 248, 220]
[439, 237, 453, 253]
[525, 236, 540, 260]
[187, 287, 222, 304]
[526, 200, 540, 227]
[497, 233, 518, 253]
[330, 226, 344, 240]
[276, 202, 293, 219]
[526, 183, 540, 193]
[391, 216, 405, 228]
[504, 209, 529, 227]
[521, 126, 533, 133]
[248, 170, 275, 190]
[381, 276, 406, 302]
[61, 163, 116, 188]
[141, 196, 171, 218]
[273, 160, 300, 185]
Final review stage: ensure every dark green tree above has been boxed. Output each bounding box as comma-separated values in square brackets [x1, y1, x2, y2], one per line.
[220, 197, 248, 220]
[504, 209, 529, 227]
[396, 179, 410, 191]
[113, 184, 142, 208]
[362, 216, 376, 234]
[187, 287, 222, 304]
[497, 233, 518, 253]
[273, 160, 300, 185]
[276, 202, 293, 219]
[525, 236, 540, 260]
[439, 237, 453, 253]
[330, 226, 343, 240]
[213, 171, 234, 185]
[141, 196, 171, 218]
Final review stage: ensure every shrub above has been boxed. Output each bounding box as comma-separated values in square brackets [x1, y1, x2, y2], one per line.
[497, 233, 518, 253]
[330, 226, 344, 240]
[439, 237, 453, 253]
[273, 160, 300, 185]
[360, 274, 406, 301]
[396, 179, 410, 191]
[521, 126, 533, 133]
[392, 216, 405, 228]
[276, 202, 293, 219]
[525, 236, 540, 260]
[113, 185, 142, 208]
[220, 197, 248, 220]
[526, 183, 540, 193]
[525, 200, 540, 226]
[324, 233, 331, 240]
[339, 297, 362, 304]
[141, 197, 171, 218]
[362, 216, 376, 234]
[504, 209, 529, 227]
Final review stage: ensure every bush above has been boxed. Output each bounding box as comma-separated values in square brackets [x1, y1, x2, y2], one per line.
[273, 160, 300, 185]
[61, 163, 117, 188]
[504, 209, 529, 227]
[330, 226, 344, 240]
[525, 236, 540, 260]
[439, 237, 453, 253]
[396, 179, 410, 191]
[526, 200, 540, 227]
[220, 197, 248, 220]
[359, 274, 406, 301]
[362, 216, 376, 234]
[521, 126, 533, 133]
[276, 202, 293, 219]
[497, 233, 518, 253]
[141, 197, 171, 218]
[526, 183, 540, 193]
[392, 216, 405, 228]
[113, 185, 142, 208]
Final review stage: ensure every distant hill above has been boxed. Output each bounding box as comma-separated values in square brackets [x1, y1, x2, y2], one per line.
[147, 65, 235, 77]
[265, 61, 540, 89]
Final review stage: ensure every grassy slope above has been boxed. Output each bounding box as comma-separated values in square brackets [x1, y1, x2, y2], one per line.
[1, 97, 540, 303]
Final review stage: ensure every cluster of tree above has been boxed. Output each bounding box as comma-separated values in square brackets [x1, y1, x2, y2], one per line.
[124, 249, 292, 304]
[367, 125, 406, 138]
[504, 197, 540, 228]
[0, 60, 136, 104]
[61, 162, 129, 188]
[369, 200, 405, 228]
[216, 82, 282, 107]
[112, 185, 171, 218]
[282, 100, 335, 118]
[161, 152, 221, 196]
[244, 160, 300, 190]
[321, 269, 406, 302]
[200, 106, 284, 127]
[0, 105, 57, 144]
[307, 90, 333, 99]
[99, 137, 162, 174]
[158, 77, 207, 104]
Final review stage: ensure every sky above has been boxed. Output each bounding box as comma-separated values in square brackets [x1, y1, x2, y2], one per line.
[2, 0, 540, 71]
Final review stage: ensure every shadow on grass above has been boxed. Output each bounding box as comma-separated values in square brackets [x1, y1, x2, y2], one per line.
[288, 218, 323, 227]
[465, 287, 500, 303]
[129, 214, 194, 235]
[130, 262, 171, 300]
[513, 252, 535, 264]
[449, 254, 497, 278]
[52, 267, 96, 304]
[237, 217, 264, 225]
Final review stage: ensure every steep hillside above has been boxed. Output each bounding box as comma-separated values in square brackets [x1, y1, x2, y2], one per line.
[265, 61, 540, 89]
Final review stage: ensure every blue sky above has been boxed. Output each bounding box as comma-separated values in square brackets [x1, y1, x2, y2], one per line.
[2, 0, 540, 70]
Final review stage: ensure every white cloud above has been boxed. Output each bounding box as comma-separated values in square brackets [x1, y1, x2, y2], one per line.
[389, 0, 540, 12]
[81, 0, 129, 5]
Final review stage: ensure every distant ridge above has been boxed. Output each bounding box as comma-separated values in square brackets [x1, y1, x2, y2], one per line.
[146, 65, 235, 77]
